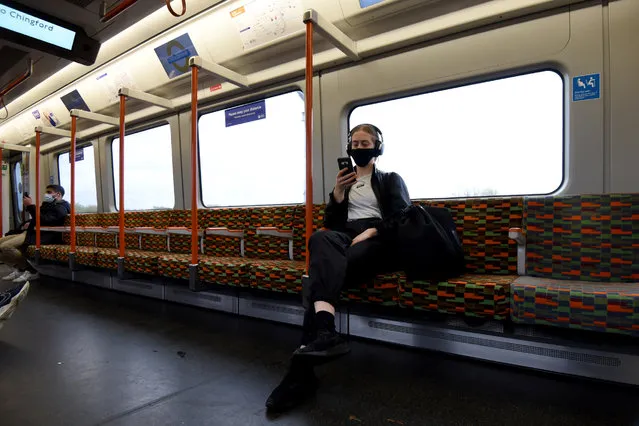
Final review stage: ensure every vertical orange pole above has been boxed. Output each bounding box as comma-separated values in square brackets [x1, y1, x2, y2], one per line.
[190, 66, 199, 266]
[118, 95, 126, 258]
[304, 21, 314, 272]
[35, 132, 41, 249]
[70, 116, 77, 253]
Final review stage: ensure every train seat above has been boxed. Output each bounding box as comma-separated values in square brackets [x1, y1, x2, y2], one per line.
[510, 194, 639, 336]
[395, 198, 524, 319]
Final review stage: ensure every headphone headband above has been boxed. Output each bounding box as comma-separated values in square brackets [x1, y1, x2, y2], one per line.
[347, 123, 384, 156]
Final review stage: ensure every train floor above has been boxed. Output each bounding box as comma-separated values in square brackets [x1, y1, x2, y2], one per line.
[1, 265, 639, 426]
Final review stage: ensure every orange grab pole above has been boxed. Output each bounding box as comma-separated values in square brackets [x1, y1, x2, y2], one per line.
[118, 95, 126, 258]
[35, 131, 41, 249]
[304, 21, 314, 272]
[190, 65, 199, 266]
[70, 116, 77, 253]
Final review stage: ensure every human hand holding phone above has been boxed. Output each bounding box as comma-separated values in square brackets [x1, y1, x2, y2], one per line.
[334, 157, 356, 203]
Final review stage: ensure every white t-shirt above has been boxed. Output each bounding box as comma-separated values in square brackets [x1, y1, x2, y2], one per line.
[347, 173, 382, 221]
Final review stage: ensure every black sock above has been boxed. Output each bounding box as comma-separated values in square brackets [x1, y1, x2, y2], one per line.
[315, 310, 335, 333]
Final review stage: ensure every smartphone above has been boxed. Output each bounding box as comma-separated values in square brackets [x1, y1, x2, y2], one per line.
[23, 192, 29, 198]
[337, 157, 354, 175]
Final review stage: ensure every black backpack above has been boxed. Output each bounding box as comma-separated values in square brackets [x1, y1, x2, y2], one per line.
[395, 204, 465, 281]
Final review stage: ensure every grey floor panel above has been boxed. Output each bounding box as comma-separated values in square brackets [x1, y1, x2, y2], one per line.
[1, 271, 639, 426]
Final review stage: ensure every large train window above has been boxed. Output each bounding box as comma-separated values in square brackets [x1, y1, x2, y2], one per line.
[198, 91, 305, 207]
[349, 71, 563, 198]
[112, 123, 174, 210]
[58, 144, 98, 213]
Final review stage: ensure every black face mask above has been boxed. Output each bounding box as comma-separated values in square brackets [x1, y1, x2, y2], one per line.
[350, 149, 376, 167]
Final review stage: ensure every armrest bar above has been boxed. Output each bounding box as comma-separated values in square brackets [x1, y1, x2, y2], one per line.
[167, 227, 204, 236]
[39, 226, 69, 232]
[508, 227, 526, 275]
[256, 227, 294, 260]
[134, 227, 167, 235]
[256, 227, 293, 239]
[206, 227, 245, 238]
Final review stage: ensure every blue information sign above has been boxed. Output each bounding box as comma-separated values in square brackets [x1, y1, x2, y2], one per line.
[360, 0, 385, 8]
[572, 73, 600, 102]
[225, 100, 266, 127]
[154, 33, 199, 79]
[69, 147, 83, 162]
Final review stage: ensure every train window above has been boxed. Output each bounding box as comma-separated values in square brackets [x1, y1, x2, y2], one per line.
[58, 144, 98, 212]
[112, 124, 174, 210]
[198, 91, 305, 207]
[349, 71, 563, 198]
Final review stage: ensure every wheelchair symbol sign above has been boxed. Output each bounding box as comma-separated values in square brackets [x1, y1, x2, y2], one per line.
[572, 73, 600, 102]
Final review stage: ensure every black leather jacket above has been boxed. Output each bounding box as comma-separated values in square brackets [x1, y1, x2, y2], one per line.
[324, 166, 411, 241]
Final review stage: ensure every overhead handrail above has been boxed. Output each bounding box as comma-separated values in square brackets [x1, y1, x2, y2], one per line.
[69, 109, 118, 269]
[118, 88, 175, 110]
[302, 9, 359, 61]
[0, 59, 33, 99]
[115, 88, 174, 276]
[188, 57, 250, 88]
[186, 57, 249, 290]
[33, 126, 71, 262]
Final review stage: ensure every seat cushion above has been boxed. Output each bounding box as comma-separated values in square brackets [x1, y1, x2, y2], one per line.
[125, 250, 162, 275]
[199, 256, 251, 287]
[40, 245, 64, 262]
[157, 253, 191, 280]
[511, 277, 639, 336]
[399, 274, 516, 320]
[341, 272, 404, 306]
[249, 259, 306, 293]
[96, 248, 119, 270]
[54, 245, 98, 266]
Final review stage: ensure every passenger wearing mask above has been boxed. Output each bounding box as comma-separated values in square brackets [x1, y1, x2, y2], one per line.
[1, 184, 71, 283]
[266, 124, 411, 411]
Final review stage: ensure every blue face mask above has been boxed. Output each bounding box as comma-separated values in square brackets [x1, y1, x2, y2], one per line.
[43, 193, 55, 203]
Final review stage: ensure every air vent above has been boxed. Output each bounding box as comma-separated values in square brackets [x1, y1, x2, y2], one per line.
[252, 302, 304, 316]
[368, 321, 622, 367]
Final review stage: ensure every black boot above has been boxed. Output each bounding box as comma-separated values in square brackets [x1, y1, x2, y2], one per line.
[265, 360, 318, 412]
[293, 311, 350, 359]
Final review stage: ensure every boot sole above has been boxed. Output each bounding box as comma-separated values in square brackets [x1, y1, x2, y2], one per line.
[292, 341, 351, 359]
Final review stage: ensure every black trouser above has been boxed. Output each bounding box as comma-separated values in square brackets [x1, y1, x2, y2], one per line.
[300, 219, 400, 344]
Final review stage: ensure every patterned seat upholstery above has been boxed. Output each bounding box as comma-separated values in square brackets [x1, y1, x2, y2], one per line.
[511, 194, 639, 336]
[396, 198, 524, 318]
[401, 274, 517, 319]
[246, 205, 310, 294]
[156, 208, 250, 284]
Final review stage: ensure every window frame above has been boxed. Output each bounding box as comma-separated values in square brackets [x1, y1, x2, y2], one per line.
[109, 120, 174, 211]
[346, 68, 566, 199]
[196, 88, 306, 208]
[56, 141, 99, 212]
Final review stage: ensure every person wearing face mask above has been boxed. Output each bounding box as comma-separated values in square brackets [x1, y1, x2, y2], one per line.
[1, 184, 71, 283]
[266, 124, 410, 412]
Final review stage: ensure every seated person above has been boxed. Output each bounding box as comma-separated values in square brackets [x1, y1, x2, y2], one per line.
[0, 281, 30, 328]
[1, 184, 71, 283]
[266, 124, 411, 411]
